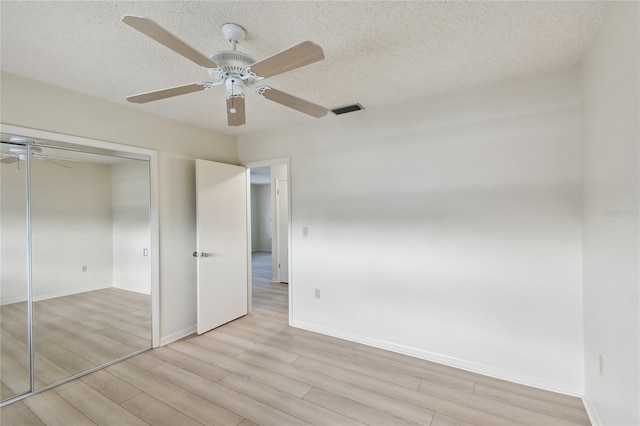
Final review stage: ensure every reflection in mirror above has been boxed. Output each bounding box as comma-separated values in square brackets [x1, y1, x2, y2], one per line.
[0, 142, 31, 400]
[0, 139, 152, 400]
[31, 146, 151, 390]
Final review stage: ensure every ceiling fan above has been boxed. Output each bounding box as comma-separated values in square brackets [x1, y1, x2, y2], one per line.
[122, 15, 329, 126]
[0, 144, 73, 169]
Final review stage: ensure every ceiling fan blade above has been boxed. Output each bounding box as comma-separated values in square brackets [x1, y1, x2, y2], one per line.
[122, 15, 218, 68]
[257, 86, 328, 118]
[127, 83, 207, 104]
[1, 156, 19, 164]
[226, 96, 246, 126]
[48, 160, 72, 169]
[249, 41, 324, 78]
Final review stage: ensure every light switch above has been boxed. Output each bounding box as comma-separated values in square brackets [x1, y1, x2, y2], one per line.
[303, 227, 309, 237]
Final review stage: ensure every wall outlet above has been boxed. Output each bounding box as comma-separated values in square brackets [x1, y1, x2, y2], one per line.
[82, 265, 87, 272]
[314, 288, 321, 299]
[303, 227, 309, 237]
[599, 355, 604, 376]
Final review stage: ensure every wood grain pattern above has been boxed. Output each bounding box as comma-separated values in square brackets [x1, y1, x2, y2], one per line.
[122, 15, 218, 68]
[1, 252, 591, 425]
[1, 288, 150, 401]
[127, 83, 206, 104]
[260, 87, 328, 118]
[227, 96, 246, 126]
[250, 41, 324, 78]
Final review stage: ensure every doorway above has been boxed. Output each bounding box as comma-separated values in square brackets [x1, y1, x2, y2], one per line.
[0, 127, 158, 406]
[247, 161, 290, 321]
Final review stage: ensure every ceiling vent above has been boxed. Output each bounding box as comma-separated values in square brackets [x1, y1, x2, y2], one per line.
[331, 103, 364, 115]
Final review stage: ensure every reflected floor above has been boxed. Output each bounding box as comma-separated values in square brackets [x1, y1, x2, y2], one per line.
[0, 288, 151, 400]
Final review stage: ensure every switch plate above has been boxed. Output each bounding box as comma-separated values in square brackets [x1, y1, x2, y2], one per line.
[314, 288, 321, 299]
[82, 265, 87, 272]
[303, 227, 309, 237]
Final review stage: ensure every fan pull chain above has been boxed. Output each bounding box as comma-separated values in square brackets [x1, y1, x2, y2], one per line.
[230, 84, 237, 114]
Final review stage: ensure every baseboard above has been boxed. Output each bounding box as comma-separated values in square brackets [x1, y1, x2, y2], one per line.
[112, 284, 151, 295]
[159, 325, 196, 346]
[582, 395, 602, 426]
[291, 320, 584, 397]
[1, 283, 112, 305]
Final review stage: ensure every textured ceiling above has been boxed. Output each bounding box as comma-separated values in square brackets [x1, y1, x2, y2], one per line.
[1, 1, 608, 137]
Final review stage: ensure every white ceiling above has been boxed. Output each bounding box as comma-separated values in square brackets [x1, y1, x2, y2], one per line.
[1, 1, 608, 137]
[250, 166, 271, 185]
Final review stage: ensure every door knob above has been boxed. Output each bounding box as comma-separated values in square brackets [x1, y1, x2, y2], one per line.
[192, 252, 211, 258]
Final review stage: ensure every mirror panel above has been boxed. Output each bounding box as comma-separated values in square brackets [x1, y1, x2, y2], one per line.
[29, 145, 152, 391]
[0, 142, 31, 400]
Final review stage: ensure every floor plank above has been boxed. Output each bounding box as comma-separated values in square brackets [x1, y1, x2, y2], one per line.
[120, 393, 204, 426]
[56, 381, 149, 426]
[80, 369, 142, 405]
[22, 391, 97, 426]
[219, 373, 363, 426]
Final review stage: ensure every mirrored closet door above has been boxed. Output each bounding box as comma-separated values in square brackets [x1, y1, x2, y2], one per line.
[1, 135, 153, 404]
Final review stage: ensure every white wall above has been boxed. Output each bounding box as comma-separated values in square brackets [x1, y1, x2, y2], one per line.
[239, 68, 584, 394]
[1, 72, 238, 344]
[0, 150, 28, 303]
[581, 2, 640, 425]
[1, 157, 114, 303]
[1, 153, 153, 303]
[111, 160, 151, 294]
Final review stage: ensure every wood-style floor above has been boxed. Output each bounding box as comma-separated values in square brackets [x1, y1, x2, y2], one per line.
[1, 252, 590, 425]
[0, 287, 151, 401]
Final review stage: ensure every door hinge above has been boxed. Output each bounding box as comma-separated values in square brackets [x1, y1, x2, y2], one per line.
[278, 263, 280, 269]
[277, 189, 280, 195]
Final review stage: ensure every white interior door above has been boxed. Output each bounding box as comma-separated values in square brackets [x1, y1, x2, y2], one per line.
[276, 179, 289, 283]
[196, 159, 248, 334]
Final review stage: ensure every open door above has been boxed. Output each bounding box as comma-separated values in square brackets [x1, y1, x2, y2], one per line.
[195, 159, 248, 334]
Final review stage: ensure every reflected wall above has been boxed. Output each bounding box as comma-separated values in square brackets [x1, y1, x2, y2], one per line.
[0, 138, 152, 403]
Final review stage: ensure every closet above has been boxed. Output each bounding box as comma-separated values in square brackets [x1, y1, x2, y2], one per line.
[0, 134, 153, 405]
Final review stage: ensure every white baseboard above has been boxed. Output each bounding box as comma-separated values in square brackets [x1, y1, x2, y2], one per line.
[1, 283, 112, 305]
[582, 395, 602, 426]
[159, 325, 196, 346]
[291, 320, 584, 397]
[113, 283, 151, 295]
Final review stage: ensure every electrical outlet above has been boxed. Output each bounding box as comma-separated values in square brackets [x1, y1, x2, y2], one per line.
[82, 265, 87, 272]
[599, 355, 604, 376]
[314, 288, 321, 299]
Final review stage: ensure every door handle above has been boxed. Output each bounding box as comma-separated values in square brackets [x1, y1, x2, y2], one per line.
[192, 252, 211, 258]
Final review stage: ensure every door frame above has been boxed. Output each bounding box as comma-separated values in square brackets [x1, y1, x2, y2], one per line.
[0, 124, 160, 348]
[243, 158, 292, 324]
[275, 178, 289, 284]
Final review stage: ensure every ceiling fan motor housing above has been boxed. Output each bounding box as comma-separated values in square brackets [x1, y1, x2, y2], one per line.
[208, 51, 257, 85]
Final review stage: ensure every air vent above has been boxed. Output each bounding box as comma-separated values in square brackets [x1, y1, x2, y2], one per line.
[331, 103, 365, 115]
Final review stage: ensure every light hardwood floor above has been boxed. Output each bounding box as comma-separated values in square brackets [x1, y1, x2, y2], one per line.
[1, 252, 590, 425]
[1, 288, 151, 401]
